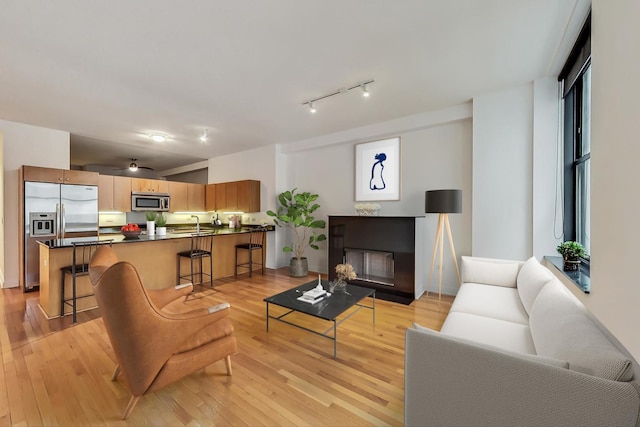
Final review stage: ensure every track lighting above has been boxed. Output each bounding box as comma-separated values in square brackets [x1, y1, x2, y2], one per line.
[361, 83, 370, 97]
[302, 79, 374, 113]
[199, 129, 208, 143]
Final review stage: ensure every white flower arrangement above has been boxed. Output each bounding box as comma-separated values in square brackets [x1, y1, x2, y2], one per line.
[354, 203, 381, 216]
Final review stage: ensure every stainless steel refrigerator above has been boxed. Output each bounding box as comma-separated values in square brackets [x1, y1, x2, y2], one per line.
[23, 182, 98, 291]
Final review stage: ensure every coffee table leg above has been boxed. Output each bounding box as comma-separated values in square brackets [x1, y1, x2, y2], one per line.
[373, 292, 376, 325]
[333, 320, 337, 359]
[266, 302, 270, 331]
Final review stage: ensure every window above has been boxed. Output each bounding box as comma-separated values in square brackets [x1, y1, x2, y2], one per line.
[560, 13, 591, 258]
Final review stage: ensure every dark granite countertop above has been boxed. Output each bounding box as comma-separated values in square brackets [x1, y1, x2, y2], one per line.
[38, 225, 273, 249]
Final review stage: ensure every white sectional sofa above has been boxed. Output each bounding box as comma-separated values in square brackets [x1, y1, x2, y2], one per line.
[405, 256, 640, 426]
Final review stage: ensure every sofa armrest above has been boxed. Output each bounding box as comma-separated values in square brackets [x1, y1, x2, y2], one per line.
[460, 256, 523, 287]
[405, 327, 640, 427]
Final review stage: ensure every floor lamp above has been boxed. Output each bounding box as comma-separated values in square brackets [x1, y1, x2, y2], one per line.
[425, 189, 462, 305]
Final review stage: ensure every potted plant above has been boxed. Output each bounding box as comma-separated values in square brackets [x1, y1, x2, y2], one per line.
[267, 188, 327, 277]
[556, 241, 587, 271]
[155, 213, 167, 236]
[145, 211, 156, 235]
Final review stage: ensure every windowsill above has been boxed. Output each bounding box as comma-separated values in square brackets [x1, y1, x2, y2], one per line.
[544, 256, 590, 294]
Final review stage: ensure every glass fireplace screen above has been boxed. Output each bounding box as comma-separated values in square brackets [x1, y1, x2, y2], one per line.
[344, 248, 394, 286]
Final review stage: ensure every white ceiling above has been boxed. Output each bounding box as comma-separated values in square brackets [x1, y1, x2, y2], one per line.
[0, 0, 589, 172]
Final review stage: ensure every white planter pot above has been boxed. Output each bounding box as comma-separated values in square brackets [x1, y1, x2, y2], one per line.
[156, 226, 166, 236]
[146, 220, 155, 235]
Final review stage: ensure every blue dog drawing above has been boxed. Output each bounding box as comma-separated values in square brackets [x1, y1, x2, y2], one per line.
[369, 152, 387, 190]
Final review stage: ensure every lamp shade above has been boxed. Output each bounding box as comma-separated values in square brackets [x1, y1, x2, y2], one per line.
[425, 189, 462, 214]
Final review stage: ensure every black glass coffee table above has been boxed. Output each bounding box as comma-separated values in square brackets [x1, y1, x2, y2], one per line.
[264, 280, 375, 359]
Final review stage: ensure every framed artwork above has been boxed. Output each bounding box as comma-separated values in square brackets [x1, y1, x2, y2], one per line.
[355, 137, 401, 201]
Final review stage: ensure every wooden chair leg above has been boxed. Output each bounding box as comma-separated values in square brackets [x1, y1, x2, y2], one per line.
[225, 355, 232, 376]
[111, 364, 120, 381]
[121, 395, 140, 420]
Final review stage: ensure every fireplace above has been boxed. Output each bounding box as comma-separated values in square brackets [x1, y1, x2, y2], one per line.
[328, 216, 425, 304]
[344, 248, 394, 286]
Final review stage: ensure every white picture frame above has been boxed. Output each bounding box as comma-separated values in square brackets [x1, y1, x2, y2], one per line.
[355, 137, 401, 201]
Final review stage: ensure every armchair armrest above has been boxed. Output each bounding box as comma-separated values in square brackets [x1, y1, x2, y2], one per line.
[405, 327, 640, 427]
[147, 283, 194, 309]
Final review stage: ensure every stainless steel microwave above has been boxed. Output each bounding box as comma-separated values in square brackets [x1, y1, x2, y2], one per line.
[131, 192, 170, 212]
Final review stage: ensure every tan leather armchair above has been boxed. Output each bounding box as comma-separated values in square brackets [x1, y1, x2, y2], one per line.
[89, 246, 237, 420]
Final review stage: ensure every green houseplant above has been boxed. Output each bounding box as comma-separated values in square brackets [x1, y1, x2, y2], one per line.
[556, 241, 587, 271]
[155, 213, 167, 236]
[267, 188, 327, 277]
[145, 211, 156, 235]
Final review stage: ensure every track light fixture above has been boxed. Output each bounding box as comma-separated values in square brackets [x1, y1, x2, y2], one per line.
[361, 83, 370, 97]
[199, 129, 208, 143]
[302, 79, 374, 113]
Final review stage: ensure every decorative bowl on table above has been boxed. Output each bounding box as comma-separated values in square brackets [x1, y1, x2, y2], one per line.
[121, 230, 141, 238]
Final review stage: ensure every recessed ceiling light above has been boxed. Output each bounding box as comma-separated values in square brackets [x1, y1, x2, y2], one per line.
[148, 133, 167, 143]
[199, 129, 208, 143]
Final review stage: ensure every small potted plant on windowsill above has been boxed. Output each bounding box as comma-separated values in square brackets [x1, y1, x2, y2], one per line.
[556, 241, 587, 271]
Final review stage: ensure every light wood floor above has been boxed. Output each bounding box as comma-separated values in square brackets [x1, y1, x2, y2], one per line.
[0, 268, 453, 426]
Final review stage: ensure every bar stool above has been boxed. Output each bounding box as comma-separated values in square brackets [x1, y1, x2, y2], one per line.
[177, 233, 214, 287]
[235, 226, 267, 277]
[61, 239, 113, 323]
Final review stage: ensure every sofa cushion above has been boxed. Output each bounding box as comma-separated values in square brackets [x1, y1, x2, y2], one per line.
[516, 256, 554, 314]
[413, 323, 568, 369]
[440, 312, 536, 354]
[460, 256, 522, 288]
[529, 279, 633, 382]
[450, 282, 529, 325]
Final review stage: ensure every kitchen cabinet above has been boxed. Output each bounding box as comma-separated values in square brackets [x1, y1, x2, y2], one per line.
[168, 181, 188, 212]
[22, 165, 99, 185]
[98, 175, 132, 212]
[215, 183, 227, 211]
[168, 181, 205, 212]
[131, 178, 169, 193]
[237, 180, 260, 213]
[187, 183, 205, 212]
[226, 181, 238, 211]
[98, 175, 113, 211]
[205, 184, 216, 211]
[211, 180, 260, 213]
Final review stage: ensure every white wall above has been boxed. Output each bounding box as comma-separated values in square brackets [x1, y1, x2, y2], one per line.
[472, 84, 533, 260]
[281, 106, 473, 296]
[208, 144, 278, 269]
[579, 0, 640, 360]
[533, 77, 564, 259]
[1, 119, 70, 288]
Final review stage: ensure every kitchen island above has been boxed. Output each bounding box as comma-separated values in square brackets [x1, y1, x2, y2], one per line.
[38, 226, 270, 318]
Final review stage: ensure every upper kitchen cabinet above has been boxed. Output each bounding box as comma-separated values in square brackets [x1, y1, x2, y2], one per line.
[205, 184, 216, 211]
[168, 181, 188, 212]
[212, 180, 260, 213]
[22, 165, 99, 185]
[131, 177, 169, 193]
[215, 183, 227, 211]
[168, 181, 205, 212]
[187, 183, 205, 212]
[237, 180, 260, 213]
[98, 175, 132, 212]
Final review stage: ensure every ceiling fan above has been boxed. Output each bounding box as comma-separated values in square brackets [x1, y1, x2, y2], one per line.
[127, 158, 154, 172]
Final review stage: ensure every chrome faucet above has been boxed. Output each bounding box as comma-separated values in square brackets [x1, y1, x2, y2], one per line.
[191, 215, 200, 234]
